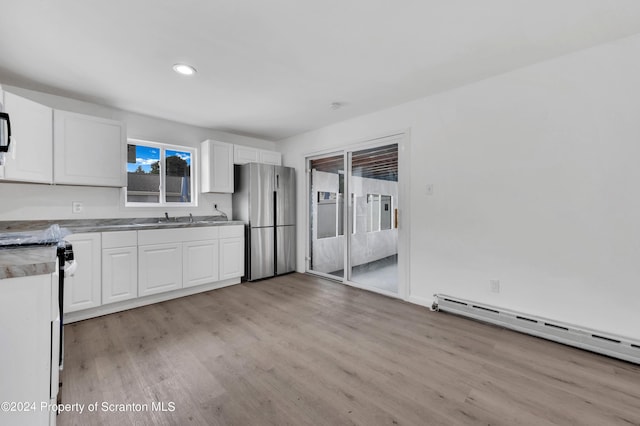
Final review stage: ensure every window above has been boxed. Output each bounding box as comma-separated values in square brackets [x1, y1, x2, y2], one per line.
[126, 139, 196, 206]
[317, 191, 340, 239]
[366, 194, 393, 232]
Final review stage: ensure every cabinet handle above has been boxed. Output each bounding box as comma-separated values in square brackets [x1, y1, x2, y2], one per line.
[0, 112, 11, 153]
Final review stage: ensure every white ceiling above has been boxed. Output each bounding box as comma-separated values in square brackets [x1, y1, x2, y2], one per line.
[2, 1, 640, 141]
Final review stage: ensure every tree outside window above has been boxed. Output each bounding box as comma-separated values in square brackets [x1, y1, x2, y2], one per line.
[126, 139, 195, 206]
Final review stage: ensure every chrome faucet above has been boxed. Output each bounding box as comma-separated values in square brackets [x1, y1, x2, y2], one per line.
[213, 204, 228, 221]
[189, 213, 194, 223]
[164, 212, 171, 222]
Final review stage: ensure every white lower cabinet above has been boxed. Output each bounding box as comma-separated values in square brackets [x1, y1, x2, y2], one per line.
[220, 237, 244, 280]
[138, 243, 183, 296]
[65, 225, 244, 320]
[102, 231, 138, 304]
[0, 273, 56, 426]
[219, 225, 245, 280]
[183, 240, 219, 288]
[65, 233, 101, 313]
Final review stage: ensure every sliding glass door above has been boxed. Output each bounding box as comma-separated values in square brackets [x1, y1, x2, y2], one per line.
[308, 153, 345, 279]
[307, 141, 399, 295]
[347, 144, 398, 293]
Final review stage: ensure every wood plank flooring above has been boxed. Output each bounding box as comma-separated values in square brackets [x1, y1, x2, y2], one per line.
[58, 273, 640, 425]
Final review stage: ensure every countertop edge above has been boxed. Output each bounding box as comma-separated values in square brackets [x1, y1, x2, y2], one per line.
[0, 246, 57, 280]
[0, 218, 246, 234]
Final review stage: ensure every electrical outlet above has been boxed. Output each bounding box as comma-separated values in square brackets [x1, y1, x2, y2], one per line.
[490, 280, 500, 293]
[72, 201, 83, 214]
[426, 184, 434, 196]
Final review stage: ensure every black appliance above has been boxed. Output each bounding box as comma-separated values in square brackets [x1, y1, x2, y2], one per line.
[56, 241, 73, 369]
[0, 110, 10, 153]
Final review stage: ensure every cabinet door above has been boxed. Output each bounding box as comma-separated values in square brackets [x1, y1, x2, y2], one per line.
[259, 150, 282, 166]
[0, 91, 53, 183]
[234, 145, 259, 165]
[219, 237, 244, 280]
[102, 246, 138, 304]
[53, 110, 126, 187]
[138, 243, 182, 296]
[0, 274, 52, 426]
[65, 233, 102, 313]
[183, 240, 219, 288]
[201, 140, 234, 193]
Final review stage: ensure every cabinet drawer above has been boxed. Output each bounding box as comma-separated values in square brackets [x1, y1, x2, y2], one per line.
[138, 226, 219, 245]
[219, 225, 244, 239]
[102, 230, 137, 248]
[181, 226, 219, 242]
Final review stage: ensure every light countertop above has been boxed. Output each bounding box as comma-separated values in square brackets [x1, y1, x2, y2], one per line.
[0, 246, 57, 280]
[0, 217, 245, 234]
[0, 217, 246, 279]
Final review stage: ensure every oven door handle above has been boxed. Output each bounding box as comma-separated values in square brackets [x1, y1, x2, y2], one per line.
[50, 315, 60, 399]
[64, 260, 77, 277]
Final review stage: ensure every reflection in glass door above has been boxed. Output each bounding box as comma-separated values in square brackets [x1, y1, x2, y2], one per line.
[307, 142, 399, 295]
[348, 144, 398, 293]
[308, 153, 345, 279]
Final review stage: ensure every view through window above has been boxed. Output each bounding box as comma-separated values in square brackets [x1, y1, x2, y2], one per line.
[126, 140, 195, 205]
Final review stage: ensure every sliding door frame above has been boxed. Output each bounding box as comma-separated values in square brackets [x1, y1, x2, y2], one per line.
[305, 150, 347, 282]
[304, 131, 411, 301]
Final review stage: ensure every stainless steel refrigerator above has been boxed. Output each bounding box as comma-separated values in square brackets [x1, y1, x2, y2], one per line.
[232, 163, 296, 281]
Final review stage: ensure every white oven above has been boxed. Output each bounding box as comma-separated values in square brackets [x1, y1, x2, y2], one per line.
[0, 229, 74, 426]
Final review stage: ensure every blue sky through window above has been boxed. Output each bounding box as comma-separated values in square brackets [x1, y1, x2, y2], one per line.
[127, 145, 160, 173]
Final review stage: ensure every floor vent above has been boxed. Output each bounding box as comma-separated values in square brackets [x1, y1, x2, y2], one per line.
[433, 294, 640, 365]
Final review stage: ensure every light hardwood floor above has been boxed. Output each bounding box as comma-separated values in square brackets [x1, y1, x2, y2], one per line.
[58, 273, 640, 425]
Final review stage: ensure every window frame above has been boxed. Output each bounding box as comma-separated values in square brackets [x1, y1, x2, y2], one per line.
[366, 193, 393, 232]
[125, 138, 197, 208]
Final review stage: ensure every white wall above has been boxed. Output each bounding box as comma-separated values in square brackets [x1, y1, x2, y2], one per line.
[350, 175, 398, 266]
[0, 85, 275, 221]
[279, 33, 640, 341]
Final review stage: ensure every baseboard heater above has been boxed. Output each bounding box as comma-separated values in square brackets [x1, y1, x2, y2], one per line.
[433, 294, 640, 365]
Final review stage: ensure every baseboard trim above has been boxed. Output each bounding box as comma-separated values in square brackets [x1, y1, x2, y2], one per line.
[64, 277, 240, 323]
[434, 294, 640, 365]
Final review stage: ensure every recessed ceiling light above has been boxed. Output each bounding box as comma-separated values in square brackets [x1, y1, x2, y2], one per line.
[173, 63, 197, 76]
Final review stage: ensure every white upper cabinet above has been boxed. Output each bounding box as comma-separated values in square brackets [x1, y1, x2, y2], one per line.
[0, 90, 53, 183]
[54, 110, 126, 187]
[201, 139, 234, 193]
[233, 145, 259, 164]
[233, 145, 281, 166]
[259, 150, 282, 166]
